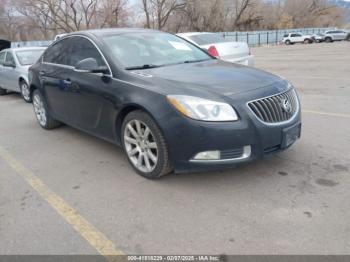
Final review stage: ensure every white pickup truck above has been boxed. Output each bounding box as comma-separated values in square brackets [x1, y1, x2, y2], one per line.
[282, 33, 314, 45]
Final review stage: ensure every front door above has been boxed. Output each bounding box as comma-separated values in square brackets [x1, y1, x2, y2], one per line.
[63, 36, 116, 140]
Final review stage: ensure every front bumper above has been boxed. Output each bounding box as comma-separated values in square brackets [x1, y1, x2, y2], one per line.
[159, 85, 301, 174]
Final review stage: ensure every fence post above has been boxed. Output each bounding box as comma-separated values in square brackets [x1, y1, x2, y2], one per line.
[267, 32, 269, 45]
[236, 32, 238, 42]
[276, 30, 278, 44]
[246, 33, 249, 44]
[258, 33, 261, 46]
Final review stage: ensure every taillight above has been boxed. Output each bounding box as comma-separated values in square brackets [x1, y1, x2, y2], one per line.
[208, 45, 219, 57]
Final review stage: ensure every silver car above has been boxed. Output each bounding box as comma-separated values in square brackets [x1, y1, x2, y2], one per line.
[323, 30, 350, 42]
[177, 32, 254, 67]
[0, 47, 45, 102]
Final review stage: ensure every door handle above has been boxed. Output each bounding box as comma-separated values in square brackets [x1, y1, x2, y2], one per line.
[39, 71, 46, 76]
[63, 79, 71, 85]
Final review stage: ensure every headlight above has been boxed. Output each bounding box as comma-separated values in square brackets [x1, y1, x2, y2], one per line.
[167, 95, 238, 121]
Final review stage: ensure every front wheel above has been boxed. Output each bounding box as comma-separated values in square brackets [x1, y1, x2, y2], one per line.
[32, 89, 61, 130]
[304, 39, 312, 44]
[325, 37, 332, 43]
[285, 40, 291, 45]
[20, 80, 32, 103]
[121, 110, 172, 179]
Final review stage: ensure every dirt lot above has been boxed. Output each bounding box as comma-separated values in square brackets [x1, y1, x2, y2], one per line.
[0, 41, 349, 255]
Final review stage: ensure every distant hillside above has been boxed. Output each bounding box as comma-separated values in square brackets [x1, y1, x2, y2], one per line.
[329, 0, 350, 21]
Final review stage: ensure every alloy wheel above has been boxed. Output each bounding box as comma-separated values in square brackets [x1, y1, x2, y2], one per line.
[21, 82, 31, 101]
[124, 119, 158, 173]
[33, 93, 47, 127]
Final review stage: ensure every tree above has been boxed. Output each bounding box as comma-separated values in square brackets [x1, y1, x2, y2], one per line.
[141, 0, 186, 30]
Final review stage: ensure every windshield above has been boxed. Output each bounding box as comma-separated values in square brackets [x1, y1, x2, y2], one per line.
[189, 34, 230, 45]
[103, 32, 212, 69]
[15, 49, 44, 66]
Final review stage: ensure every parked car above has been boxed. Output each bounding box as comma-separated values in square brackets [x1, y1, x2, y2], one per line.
[311, 33, 325, 43]
[0, 47, 46, 102]
[323, 30, 350, 42]
[282, 33, 314, 45]
[54, 34, 67, 41]
[29, 29, 301, 179]
[177, 32, 254, 67]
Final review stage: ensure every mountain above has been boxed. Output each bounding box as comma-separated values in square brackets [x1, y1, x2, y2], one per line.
[329, 0, 350, 21]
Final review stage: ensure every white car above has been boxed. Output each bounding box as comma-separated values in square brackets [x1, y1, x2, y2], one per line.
[177, 32, 254, 67]
[54, 33, 67, 41]
[282, 33, 314, 45]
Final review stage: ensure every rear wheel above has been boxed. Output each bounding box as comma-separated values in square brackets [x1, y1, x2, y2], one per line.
[121, 110, 172, 179]
[20, 80, 32, 103]
[32, 89, 61, 130]
[0, 87, 6, 96]
[285, 40, 291, 45]
[304, 38, 312, 44]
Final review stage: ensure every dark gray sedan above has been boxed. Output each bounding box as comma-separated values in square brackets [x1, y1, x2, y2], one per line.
[28, 29, 301, 179]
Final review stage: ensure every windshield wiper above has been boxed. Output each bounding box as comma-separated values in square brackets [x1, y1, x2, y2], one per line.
[182, 58, 212, 64]
[125, 64, 163, 70]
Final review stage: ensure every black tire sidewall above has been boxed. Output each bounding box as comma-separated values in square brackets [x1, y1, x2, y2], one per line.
[121, 110, 171, 179]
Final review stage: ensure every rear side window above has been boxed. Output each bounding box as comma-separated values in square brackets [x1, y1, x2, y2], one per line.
[43, 39, 70, 65]
[189, 34, 230, 45]
[0, 51, 5, 65]
[5, 52, 15, 64]
[67, 37, 106, 67]
[283, 34, 288, 37]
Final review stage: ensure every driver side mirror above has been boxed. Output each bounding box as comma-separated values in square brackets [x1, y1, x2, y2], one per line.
[74, 58, 109, 74]
[3, 61, 16, 68]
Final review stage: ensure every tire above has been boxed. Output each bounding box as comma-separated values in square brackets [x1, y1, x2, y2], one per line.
[346, 35, 350, 41]
[285, 40, 291, 45]
[0, 87, 6, 96]
[304, 38, 312, 44]
[121, 110, 172, 179]
[32, 89, 61, 130]
[325, 37, 332, 43]
[20, 80, 32, 103]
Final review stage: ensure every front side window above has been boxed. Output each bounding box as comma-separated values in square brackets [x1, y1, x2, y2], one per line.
[103, 32, 212, 69]
[0, 51, 6, 65]
[43, 39, 70, 65]
[67, 37, 106, 67]
[15, 49, 44, 66]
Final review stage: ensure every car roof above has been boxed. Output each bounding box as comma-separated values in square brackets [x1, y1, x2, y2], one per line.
[177, 32, 213, 37]
[7, 47, 46, 52]
[69, 28, 161, 38]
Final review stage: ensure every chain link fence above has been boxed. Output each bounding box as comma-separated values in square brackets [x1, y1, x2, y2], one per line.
[222, 27, 333, 46]
[11, 27, 334, 48]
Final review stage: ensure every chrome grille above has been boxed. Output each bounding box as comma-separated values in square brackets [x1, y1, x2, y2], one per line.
[248, 89, 298, 123]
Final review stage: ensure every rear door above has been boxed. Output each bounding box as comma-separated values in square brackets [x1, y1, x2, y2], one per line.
[0, 51, 6, 88]
[41, 38, 75, 123]
[336, 30, 347, 40]
[2, 51, 18, 91]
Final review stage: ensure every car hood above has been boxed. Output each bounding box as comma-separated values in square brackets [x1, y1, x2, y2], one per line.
[131, 60, 284, 98]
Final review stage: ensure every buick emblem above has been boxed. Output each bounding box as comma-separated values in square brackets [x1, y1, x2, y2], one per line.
[281, 98, 292, 113]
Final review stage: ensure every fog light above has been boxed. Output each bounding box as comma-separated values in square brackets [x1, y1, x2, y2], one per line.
[193, 151, 220, 160]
